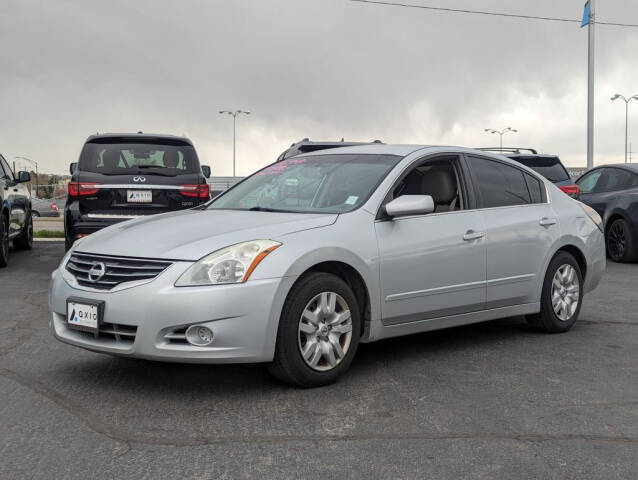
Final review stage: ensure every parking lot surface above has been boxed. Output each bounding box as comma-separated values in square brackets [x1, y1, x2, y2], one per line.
[1, 243, 637, 479]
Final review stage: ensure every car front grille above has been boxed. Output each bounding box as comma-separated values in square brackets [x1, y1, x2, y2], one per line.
[69, 321, 138, 345]
[65, 252, 173, 290]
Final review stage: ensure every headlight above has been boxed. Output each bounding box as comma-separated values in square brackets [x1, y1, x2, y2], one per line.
[175, 240, 281, 286]
[578, 202, 603, 232]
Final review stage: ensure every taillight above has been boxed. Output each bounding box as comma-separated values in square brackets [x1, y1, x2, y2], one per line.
[559, 185, 580, 196]
[180, 184, 210, 199]
[68, 182, 100, 197]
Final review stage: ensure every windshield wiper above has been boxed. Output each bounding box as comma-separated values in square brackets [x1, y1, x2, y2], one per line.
[247, 206, 290, 212]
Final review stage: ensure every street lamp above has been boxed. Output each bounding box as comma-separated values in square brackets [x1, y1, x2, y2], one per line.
[14, 156, 38, 197]
[484, 127, 518, 149]
[219, 110, 251, 177]
[610, 94, 638, 163]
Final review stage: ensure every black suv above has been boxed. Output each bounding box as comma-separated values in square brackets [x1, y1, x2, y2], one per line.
[65, 133, 211, 250]
[478, 148, 580, 197]
[276, 138, 383, 161]
[0, 153, 33, 266]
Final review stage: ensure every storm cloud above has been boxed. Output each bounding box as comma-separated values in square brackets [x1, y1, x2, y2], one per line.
[1, 0, 637, 175]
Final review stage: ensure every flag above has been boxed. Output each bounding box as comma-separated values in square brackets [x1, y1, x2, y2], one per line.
[581, 1, 590, 28]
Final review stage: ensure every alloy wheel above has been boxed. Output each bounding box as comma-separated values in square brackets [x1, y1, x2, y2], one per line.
[608, 221, 626, 260]
[298, 291, 353, 371]
[551, 264, 580, 321]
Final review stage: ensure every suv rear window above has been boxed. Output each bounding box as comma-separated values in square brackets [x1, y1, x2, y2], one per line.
[510, 156, 570, 182]
[79, 139, 201, 175]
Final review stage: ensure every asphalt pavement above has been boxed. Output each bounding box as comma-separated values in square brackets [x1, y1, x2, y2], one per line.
[1, 243, 637, 479]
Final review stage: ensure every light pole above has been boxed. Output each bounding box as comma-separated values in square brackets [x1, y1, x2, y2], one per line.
[484, 127, 518, 149]
[14, 156, 38, 197]
[219, 110, 250, 177]
[610, 94, 638, 163]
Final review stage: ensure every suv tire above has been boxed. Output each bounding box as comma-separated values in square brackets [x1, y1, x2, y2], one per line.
[0, 214, 9, 267]
[13, 211, 33, 250]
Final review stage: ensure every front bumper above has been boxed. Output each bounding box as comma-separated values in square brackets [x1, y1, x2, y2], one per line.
[49, 261, 296, 363]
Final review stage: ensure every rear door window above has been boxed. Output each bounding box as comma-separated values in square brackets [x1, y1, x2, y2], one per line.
[597, 168, 635, 192]
[469, 156, 531, 208]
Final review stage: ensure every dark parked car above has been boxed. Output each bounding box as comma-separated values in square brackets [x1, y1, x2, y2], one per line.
[575, 164, 638, 262]
[277, 138, 383, 161]
[0, 153, 33, 266]
[32, 197, 60, 217]
[65, 133, 211, 250]
[479, 148, 580, 197]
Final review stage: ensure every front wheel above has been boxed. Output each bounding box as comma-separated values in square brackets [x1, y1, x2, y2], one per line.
[13, 212, 33, 250]
[0, 215, 8, 267]
[526, 251, 583, 333]
[268, 272, 361, 387]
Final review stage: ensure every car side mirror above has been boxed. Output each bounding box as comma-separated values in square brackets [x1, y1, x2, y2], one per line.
[385, 195, 435, 218]
[17, 171, 31, 183]
[69, 162, 78, 175]
[201, 165, 211, 178]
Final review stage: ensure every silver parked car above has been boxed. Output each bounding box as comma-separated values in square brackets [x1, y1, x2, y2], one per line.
[49, 145, 605, 386]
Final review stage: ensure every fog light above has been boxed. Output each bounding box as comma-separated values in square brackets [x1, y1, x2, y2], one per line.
[185, 325, 214, 346]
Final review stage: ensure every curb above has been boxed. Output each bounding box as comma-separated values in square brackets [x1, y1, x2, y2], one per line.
[34, 238, 65, 242]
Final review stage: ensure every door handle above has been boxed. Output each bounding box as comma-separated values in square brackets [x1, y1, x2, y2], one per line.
[539, 217, 557, 227]
[463, 230, 486, 241]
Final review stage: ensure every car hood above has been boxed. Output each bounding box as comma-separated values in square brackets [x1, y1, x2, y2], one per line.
[75, 209, 338, 260]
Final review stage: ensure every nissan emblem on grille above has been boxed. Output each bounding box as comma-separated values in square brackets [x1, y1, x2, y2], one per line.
[87, 262, 106, 282]
[65, 252, 173, 290]
[133, 176, 146, 183]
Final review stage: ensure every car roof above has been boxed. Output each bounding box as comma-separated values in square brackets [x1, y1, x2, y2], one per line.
[84, 132, 194, 146]
[293, 143, 542, 164]
[586, 163, 638, 173]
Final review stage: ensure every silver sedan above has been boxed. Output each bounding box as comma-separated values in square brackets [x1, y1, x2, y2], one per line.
[49, 145, 605, 386]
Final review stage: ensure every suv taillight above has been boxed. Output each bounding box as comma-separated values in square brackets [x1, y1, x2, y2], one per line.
[68, 182, 100, 197]
[180, 184, 210, 199]
[559, 185, 580, 196]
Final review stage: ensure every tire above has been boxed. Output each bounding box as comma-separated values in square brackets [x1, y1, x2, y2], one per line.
[32, 211, 40, 218]
[268, 272, 361, 387]
[0, 214, 8, 268]
[526, 251, 583, 333]
[13, 211, 33, 250]
[606, 218, 637, 263]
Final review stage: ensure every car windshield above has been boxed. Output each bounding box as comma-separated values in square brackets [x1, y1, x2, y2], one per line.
[209, 154, 402, 214]
[513, 156, 570, 182]
[79, 139, 201, 175]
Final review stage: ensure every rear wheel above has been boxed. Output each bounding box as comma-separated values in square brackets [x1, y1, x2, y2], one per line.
[13, 211, 33, 250]
[0, 215, 8, 268]
[526, 251, 583, 333]
[268, 272, 361, 387]
[606, 218, 636, 263]
[32, 210, 40, 218]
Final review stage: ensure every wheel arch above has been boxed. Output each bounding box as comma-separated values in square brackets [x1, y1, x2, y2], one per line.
[553, 244, 587, 280]
[298, 261, 371, 337]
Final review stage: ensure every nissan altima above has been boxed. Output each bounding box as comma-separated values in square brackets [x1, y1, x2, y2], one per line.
[49, 145, 605, 387]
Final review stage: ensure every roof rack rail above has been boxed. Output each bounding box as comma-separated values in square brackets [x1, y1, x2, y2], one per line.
[477, 147, 538, 154]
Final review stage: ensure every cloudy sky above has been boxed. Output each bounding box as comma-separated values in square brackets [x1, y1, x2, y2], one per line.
[1, 0, 638, 176]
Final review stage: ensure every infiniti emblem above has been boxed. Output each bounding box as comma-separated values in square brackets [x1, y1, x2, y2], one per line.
[88, 262, 106, 282]
[133, 176, 147, 183]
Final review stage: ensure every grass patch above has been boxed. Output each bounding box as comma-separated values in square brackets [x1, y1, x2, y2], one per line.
[34, 230, 65, 238]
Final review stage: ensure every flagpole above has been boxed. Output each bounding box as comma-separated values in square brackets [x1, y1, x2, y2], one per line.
[587, 0, 595, 170]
